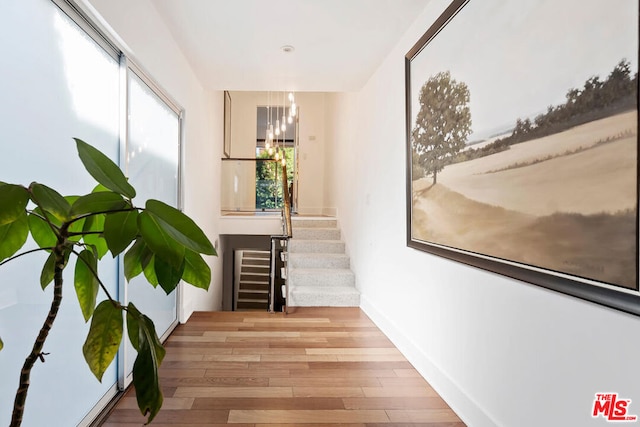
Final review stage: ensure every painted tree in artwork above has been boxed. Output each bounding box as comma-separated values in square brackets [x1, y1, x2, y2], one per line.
[411, 71, 472, 184]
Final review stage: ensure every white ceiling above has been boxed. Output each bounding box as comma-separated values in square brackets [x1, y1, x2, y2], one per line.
[151, 0, 431, 92]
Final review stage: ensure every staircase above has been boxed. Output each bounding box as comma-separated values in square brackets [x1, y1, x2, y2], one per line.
[287, 218, 360, 307]
[235, 250, 270, 310]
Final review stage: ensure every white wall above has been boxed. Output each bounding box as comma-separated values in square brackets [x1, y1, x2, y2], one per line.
[84, 0, 224, 316]
[324, 1, 640, 426]
[295, 93, 327, 215]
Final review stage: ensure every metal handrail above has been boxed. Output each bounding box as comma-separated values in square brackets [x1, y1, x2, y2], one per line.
[281, 162, 293, 238]
[267, 161, 293, 313]
[280, 163, 292, 314]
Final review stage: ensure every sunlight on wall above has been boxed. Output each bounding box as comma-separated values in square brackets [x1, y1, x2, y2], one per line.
[55, 12, 118, 138]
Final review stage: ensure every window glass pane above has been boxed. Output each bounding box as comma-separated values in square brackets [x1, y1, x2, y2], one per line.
[124, 71, 179, 374]
[0, 0, 119, 425]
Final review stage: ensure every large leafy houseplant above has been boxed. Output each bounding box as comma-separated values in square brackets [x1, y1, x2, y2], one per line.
[0, 139, 216, 426]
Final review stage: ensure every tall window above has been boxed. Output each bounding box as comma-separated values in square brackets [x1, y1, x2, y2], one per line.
[0, 0, 183, 425]
[0, 0, 120, 425]
[122, 68, 181, 380]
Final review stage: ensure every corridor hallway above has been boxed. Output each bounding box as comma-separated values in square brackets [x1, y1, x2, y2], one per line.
[102, 308, 465, 426]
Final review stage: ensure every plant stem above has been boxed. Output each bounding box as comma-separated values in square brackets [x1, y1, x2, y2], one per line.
[0, 247, 53, 267]
[71, 249, 117, 305]
[10, 242, 65, 427]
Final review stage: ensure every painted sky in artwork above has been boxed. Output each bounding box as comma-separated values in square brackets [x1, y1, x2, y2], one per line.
[409, 0, 639, 141]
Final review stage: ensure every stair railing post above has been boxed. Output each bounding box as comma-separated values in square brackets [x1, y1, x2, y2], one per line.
[269, 238, 276, 313]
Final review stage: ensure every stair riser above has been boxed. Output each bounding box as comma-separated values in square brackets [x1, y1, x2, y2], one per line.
[242, 259, 270, 266]
[240, 274, 270, 283]
[289, 240, 345, 254]
[243, 251, 270, 259]
[292, 219, 337, 229]
[239, 290, 269, 299]
[237, 301, 268, 310]
[241, 266, 270, 274]
[288, 272, 355, 288]
[239, 282, 270, 290]
[289, 291, 360, 307]
[289, 255, 350, 269]
[293, 228, 341, 240]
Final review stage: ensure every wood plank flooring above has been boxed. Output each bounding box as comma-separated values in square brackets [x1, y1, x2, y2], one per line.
[101, 307, 465, 426]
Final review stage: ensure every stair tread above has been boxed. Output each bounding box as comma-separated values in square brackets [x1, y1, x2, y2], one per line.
[289, 255, 349, 259]
[291, 239, 343, 243]
[288, 269, 356, 288]
[289, 253, 349, 258]
[293, 227, 339, 231]
[288, 240, 346, 254]
[291, 286, 360, 294]
[291, 222, 339, 229]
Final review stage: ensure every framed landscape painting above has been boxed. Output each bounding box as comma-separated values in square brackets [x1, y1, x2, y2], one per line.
[405, 0, 640, 315]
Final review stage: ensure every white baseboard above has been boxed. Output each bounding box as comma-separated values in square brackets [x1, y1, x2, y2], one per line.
[360, 295, 497, 427]
[322, 207, 337, 217]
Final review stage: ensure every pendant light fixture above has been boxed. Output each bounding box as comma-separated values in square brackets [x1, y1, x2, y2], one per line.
[263, 89, 296, 164]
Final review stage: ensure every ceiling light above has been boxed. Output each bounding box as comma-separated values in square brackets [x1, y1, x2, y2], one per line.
[281, 45, 295, 53]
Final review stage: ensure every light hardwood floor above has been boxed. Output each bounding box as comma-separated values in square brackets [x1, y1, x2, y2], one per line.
[101, 307, 466, 426]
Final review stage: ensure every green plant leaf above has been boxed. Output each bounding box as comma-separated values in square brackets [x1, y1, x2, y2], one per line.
[154, 256, 184, 295]
[182, 249, 211, 290]
[130, 308, 165, 424]
[124, 238, 154, 283]
[62, 195, 85, 243]
[40, 252, 57, 290]
[139, 313, 165, 366]
[75, 250, 99, 322]
[75, 138, 136, 199]
[104, 210, 139, 257]
[67, 216, 86, 243]
[30, 183, 71, 222]
[142, 254, 159, 287]
[83, 214, 108, 259]
[92, 183, 111, 193]
[0, 184, 29, 226]
[145, 200, 216, 255]
[0, 215, 29, 263]
[0, 337, 3, 351]
[138, 211, 185, 269]
[126, 303, 142, 351]
[28, 210, 58, 249]
[83, 300, 123, 382]
[124, 238, 144, 281]
[125, 304, 166, 363]
[70, 191, 127, 217]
